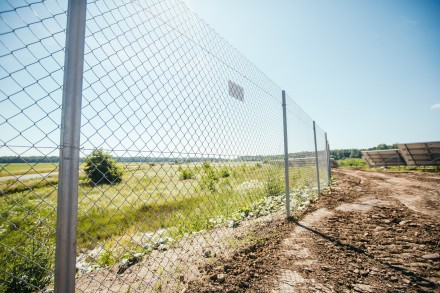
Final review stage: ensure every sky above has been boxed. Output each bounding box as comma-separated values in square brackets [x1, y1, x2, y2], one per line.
[1, 0, 439, 158]
[185, 0, 440, 149]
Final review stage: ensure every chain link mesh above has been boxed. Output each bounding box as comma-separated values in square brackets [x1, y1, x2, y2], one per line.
[315, 124, 330, 188]
[284, 94, 325, 214]
[0, 0, 330, 291]
[0, 0, 66, 291]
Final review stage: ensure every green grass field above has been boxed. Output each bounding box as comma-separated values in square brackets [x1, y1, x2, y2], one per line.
[337, 158, 368, 168]
[0, 163, 59, 177]
[0, 160, 321, 291]
[336, 158, 440, 172]
[0, 162, 282, 284]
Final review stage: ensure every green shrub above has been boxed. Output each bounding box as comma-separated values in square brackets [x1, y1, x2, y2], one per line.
[265, 170, 283, 196]
[1, 238, 52, 293]
[98, 250, 116, 267]
[198, 163, 220, 192]
[202, 161, 212, 171]
[199, 171, 218, 192]
[218, 167, 230, 178]
[337, 158, 367, 168]
[84, 149, 123, 185]
[178, 168, 193, 180]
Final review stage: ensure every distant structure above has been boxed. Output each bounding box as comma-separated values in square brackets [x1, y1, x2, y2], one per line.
[362, 149, 404, 167]
[362, 141, 440, 167]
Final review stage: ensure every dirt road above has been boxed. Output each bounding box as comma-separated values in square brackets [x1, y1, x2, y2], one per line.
[187, 169, 440, 292]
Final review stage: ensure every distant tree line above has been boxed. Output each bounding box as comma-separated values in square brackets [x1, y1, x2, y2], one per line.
[238, 151, 318, 162]
[0, 144, 397, 163]
[330, 143, 398, 160]
[0, 156, 60, 164]
[0, 155, 222, 164]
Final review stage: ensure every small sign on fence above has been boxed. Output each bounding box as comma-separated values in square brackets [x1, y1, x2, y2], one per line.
[228, 80, 244, 101]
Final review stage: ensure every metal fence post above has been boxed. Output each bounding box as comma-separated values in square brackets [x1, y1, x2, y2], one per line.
[313, 121, 321, 194]
[55, 0, 87, 292]
[324, 133, 330, 186]
[282, 90, 291, 218]
[327, 141, 331, 186]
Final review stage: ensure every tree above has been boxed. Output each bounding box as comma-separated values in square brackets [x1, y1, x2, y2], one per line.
[84, 149, 123, 185]
[349, 149, 361, 158]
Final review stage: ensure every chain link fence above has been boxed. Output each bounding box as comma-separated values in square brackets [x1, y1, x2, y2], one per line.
[0, 0, 330, 291]
[0, 0, 66, 292]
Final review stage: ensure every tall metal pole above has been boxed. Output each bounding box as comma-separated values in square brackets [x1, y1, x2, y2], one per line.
[313, 121, 321, 194]
[325, 133, 330, 186]
[55, 0, 87, 292]
[282, 90, 290, 218]
[327, 141, 331, 184]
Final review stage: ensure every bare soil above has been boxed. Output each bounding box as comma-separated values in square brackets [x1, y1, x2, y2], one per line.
[187, 169, 440, 292]
[75, 211, 282, 292]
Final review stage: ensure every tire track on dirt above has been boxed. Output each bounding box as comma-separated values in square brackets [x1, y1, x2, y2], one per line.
[187, 169, 440, 292]
[273, 169, 440, 292]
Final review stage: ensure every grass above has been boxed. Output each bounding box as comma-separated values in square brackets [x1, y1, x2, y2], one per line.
[0, 163, 59, 177]
[0, 160, 323, 292]
[336, 158, 440, 173]
[0, 176, 58, 195]
[76, 162, 279, 261]
[337, 158, 368, 168]
[0, 161, 295, 286]
[385, 166, 440, 172]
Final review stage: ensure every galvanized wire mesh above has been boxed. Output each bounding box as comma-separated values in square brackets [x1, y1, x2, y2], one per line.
[0, 0, 330, 291]
[0, 0, 66, 291]
[315, 124, 330, 188]
[284, 94, 323, 213]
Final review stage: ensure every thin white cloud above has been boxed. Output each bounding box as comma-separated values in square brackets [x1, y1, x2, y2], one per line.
[431, 103, 440, 110]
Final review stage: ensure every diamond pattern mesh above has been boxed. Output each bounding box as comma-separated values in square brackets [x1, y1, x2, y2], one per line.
[0, 0, 329, 291]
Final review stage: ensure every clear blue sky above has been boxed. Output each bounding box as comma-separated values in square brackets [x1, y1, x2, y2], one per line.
[186, 0, 440, 149]
[1, 0, 439, 157]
